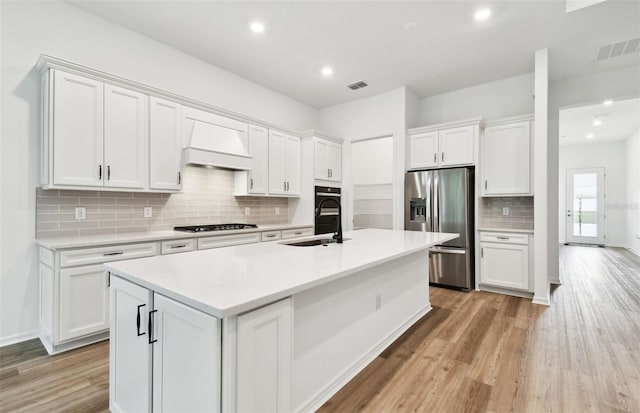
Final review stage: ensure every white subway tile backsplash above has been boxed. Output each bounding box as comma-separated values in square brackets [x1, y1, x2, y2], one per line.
[36, 165, 288, 238]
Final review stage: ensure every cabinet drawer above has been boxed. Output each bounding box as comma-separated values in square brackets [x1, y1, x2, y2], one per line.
[161, 239, 195, 255]
[197, 232, 261, 250]
[60, 242, 158, 268]
[479, 232, 528, 245]
[261, 231, 282, 242]
[281, 227, 314, 240]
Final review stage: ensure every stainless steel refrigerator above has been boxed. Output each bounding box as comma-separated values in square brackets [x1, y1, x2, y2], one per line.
[405, 167, 474, 291]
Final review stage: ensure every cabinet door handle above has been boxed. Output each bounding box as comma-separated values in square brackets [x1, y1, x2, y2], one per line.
[178, 171, 181, 185]
[433, 153, 437, 163]
[98, 165, 102, 180]
[107, 165, 111, 181]
[266, 234, 276, 238]
[170, 244, 187, 249]
[294, 232, 303, 235]
[103, 251, 124, 256]
[327, 168, 330, 177]
[283, 181, 286, 191]
[136, 304, 146, 336]
[441, 153, 445, 162]
[485, 180, 488, 190]
[481, 247, 484, 258]
[250, 178, 253, 189]
[148, 309, 158, 344]
[497, 236, 510, 240]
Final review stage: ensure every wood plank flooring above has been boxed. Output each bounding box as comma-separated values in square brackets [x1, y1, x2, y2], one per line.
[1, 245, 639, 412]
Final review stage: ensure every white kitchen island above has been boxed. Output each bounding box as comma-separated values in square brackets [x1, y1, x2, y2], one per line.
[105, 228, 457, 413]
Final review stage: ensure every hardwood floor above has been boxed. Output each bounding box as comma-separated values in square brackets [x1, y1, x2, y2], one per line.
[1, 245, 639, 412]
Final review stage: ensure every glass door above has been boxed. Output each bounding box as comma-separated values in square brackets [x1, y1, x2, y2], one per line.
[565, 168, 605, 245]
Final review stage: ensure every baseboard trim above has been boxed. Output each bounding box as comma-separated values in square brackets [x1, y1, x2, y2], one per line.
[549, 277, 561, 285]
[478, 284, 533, 299]
[295, 304, 432, 413]
[0, 330, 39, 348]
[532, 296, 551, 306]
[628, 247, 640, 257]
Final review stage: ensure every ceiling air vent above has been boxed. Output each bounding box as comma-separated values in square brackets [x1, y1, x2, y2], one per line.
[347, 81, 368, 90]
[595, 38, 640, 61]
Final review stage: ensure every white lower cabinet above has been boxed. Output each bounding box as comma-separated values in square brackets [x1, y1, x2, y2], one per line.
[479, 232, 531, 292]
[237, 298, 292, 413]
[110, 276, 221, 413]
[59, 265, 110, 341]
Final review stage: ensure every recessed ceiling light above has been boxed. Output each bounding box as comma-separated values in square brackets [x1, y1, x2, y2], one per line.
[586, 133, 594, 139]
[250, 21, 265, 33]
[321, 66, 334, 77]
[603, 99, 613, 106]
[593, 119, 603, 126]
[474, 8, 492, 21]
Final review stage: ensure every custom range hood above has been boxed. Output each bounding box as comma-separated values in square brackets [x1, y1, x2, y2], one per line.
[182, 107, 252, 170]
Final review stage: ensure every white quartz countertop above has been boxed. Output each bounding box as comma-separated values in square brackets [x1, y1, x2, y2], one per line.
[36, 223, 314, 250]
[477, 227, 534, 234]
[105, 229, 458, 318]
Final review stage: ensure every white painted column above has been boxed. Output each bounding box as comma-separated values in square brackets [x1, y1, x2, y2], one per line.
[533, 49, 551, 306]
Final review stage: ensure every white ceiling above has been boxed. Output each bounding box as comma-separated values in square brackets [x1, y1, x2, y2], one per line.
[69, 0, 640, 108]
[559, 97, 640, 146]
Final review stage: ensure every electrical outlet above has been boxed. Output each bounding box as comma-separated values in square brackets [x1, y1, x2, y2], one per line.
[275, 207, 280, 215]
[245, 207, 250, 216]
[75, 207, 86, 220]
[143, 207, 153, 218]
[502, 207, 510, 216]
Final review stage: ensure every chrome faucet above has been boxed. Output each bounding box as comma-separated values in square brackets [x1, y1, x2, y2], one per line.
[316, 198, 343, 244]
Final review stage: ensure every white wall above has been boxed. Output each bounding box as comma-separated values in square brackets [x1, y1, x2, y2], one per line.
[558, 141, 628, 246]
[548, 65, 640, 280]
[418, 72, 534, 125]
[627, 128, 640, 255]
[0, 1, 317, 344]
[318, 87, 409, 231]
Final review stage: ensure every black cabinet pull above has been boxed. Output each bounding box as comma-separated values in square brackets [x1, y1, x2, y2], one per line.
[107, 165, 111, 181]
[136, 304, 146, 336]
[98, 165, 102, 180]
[178, 171, 181, 185]
[148, 310, 158, 344]
[103, 251, 124, 256]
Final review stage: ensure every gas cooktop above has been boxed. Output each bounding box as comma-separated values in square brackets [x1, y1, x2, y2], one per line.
[173, 223, 258, 233]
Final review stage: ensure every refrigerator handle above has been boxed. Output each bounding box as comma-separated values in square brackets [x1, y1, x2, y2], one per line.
[433, 172, 439, 232]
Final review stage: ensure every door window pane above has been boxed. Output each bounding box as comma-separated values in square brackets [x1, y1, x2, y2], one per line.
[572, 173, 598, 237]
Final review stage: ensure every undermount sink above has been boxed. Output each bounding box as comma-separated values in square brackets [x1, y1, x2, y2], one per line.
[283, 237, 351, 247]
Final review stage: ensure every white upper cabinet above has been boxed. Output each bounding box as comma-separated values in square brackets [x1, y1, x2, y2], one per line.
[285, 134, 301, 195]
[439, 125, 474, 166]
[51, 70, 104, 187]
[269, 131, 300, 196]
[328, 141, 342, 181]
[407, 119, 480, 170]
[248, 125, 269, 194]
[149, 97, 183, 191]
[481, 117, 533, 196]
[104, 84, 148, 189]
[314, 137, 342, 182]
[409, 131, 438, 169]
[43, 69, 149, 191]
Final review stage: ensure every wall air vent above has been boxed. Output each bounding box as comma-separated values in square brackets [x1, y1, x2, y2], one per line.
[595, 38, 640, 61]
[347, 81, 368, 90]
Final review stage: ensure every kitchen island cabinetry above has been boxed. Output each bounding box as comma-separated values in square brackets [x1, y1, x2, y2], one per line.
[109, 276, 221, 413]
[106, 229, 457, 412]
